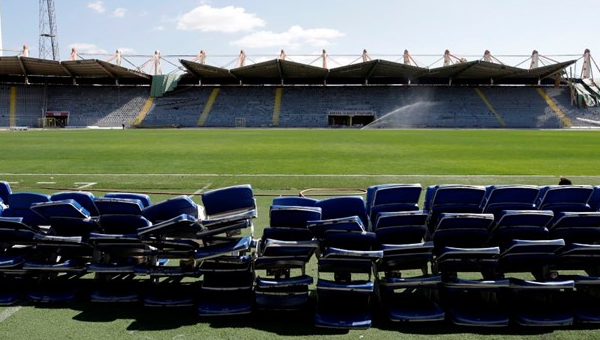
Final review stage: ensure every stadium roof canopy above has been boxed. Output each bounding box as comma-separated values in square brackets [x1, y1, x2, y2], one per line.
[0, 56, 151, 85]
[181, 58, 576, 86]
[0, 55, 575, 86]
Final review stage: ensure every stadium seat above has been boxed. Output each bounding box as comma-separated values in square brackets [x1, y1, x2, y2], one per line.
[373, 210, 445, 322]
[271, 196, 318, 207]
[490, 210, 554, 247]
[93, 197, 144, 216]
[365, 183, 422, 227]
[549, 211, 600, 324]
[104, 192, 152, 208]
[488, 210, 574, 327]
[308, 215, 383, 329]
[142, 195, 201, 223]
[0, 217, 45, 305]
[424, 184, 487, 238]
[535, 185, 594, 213]
[51, 191, 100, 217]
[24, 201, 100, 303]
[1, 192, 51, 228]
[87, 214, 152, 303]
[136, 213, 203, 307]
[196, 185, 256, 316]
[431, 213, 509, 327]
[254, 205, 321, 310]
[315, 195, 368, 227]
[481, 184, 540, 216]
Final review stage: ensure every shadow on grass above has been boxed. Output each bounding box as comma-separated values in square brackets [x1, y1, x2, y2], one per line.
[22, 295, 597, 336]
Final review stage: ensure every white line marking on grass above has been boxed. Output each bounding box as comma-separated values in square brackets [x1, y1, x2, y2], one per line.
[37, 181, 56, 184]
[74, 182, 97, 189]
[190, 183, 212, 198]
[0, 306, 21, 323]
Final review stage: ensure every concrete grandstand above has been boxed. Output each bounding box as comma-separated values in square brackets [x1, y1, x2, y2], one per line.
[0, 49, 599, 129]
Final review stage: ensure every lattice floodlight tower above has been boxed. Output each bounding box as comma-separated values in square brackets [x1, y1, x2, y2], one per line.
[39, 0, 59, 60]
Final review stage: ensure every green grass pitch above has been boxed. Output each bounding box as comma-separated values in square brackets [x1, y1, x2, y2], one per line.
[1, 128, 600, 339]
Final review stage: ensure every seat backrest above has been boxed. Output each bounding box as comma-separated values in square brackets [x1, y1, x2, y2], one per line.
[491, 210, 553, 245]
[429, 185, 487, 210]
[269, 205, 322, 229]
[7, 192, 51, 209]
[94, 197, 144, 216]
[366, 183, 422, 222]
[432, 213, 494, 249]
[271, 196, 318, 207]
[105, 192, 152, 208]
[315, 196, 368, 226]
[374, 210, 429, 245]
[374, 210, 428, 230]
[31, 199, 91, 219]
[494, 210, 554, 229]
[366, 183, 422, 211]
[1, 192, 52, 227]
[536, 185, 594, 212]
[51, 191, 100, 217]
[483, 184, 540, 214]
[549, 211, 600, 244]
[551, 211, 600, 229]
[142, 195, 199, 223]
[201, 184, 255, 217]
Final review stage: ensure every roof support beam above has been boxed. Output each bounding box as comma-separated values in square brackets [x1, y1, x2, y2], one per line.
[364, 60, 380, 85]
[16, 57, 29, 84]
[276, 59, 284, 85]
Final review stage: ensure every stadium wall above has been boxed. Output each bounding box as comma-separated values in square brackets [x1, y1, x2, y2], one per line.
[1, 84, 599, 129]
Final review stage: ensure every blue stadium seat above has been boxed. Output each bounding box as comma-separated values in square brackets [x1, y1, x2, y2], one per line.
[196, 185, 256, 316]
[87, 215, 152, 303]
[424, 184, 487, 238]
[136, 213, 203, 307]
[24, 204, 100, 303]
[536, 185, 594, 213]
[94, 197, 144, 216]
[104, 192, 152, 208]
[0, 217, 45, 305]
[272, 196, 318, 207]
[254, 205, 321, 310]
[51, 191, 100, 217]
[315, 195, 368, 227]
[1, 192, 51, 228]
[482, 184, 540, 216]
[549, 211, 600, 324]
[432, 213, 509, 327]
[308, 215, 382, 329]
[373, 210, 444, 322]
[488, 210, 574, 327]
[365, 183, 422, 227]
[142, 195, 200, 223]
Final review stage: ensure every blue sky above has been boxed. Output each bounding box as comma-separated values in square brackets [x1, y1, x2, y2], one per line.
[1, 0, 598, 73]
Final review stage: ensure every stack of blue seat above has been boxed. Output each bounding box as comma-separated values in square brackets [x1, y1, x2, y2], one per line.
[308, 196, 382, 329]
[195, 184, 256, 316]
[0, 180, 599, 328]
[254, 203, 320, 310]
